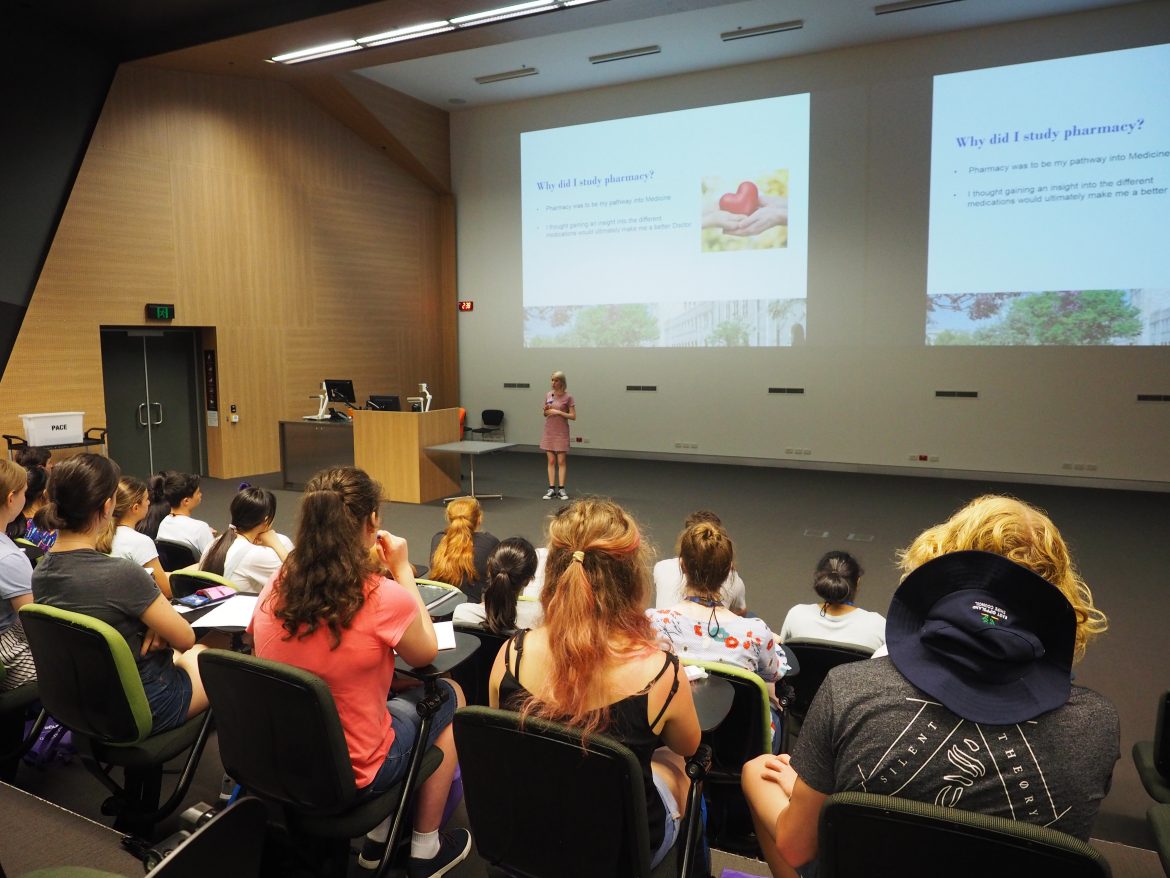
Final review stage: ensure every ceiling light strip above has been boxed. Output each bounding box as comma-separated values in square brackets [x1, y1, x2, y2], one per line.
[474, 66, 540, 84]
[720, 20, 804, 42]
[452, 0, 554, 25]
[589, 45, 661, 65]
[272, 39, 359, 63]
[873, 0, 964, 15]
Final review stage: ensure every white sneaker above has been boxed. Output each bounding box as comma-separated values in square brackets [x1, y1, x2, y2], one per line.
[542, 488, 556, 500]
[557, 488, 569, 500]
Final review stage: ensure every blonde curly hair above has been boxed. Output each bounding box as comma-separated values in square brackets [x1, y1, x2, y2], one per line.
[897, 494, 1107, 661]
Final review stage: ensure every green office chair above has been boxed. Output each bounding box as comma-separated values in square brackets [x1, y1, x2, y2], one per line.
[0, 660, 46, 782]
[818, 791, 1111, 878]
[1149, 803, 1170, 878]
[1134, 690, 1170, 803]
[198, 649, 445, 878]
[168, 569, 237, 599]
[19, 604, 212, 836]
[14, 537, 45, 567]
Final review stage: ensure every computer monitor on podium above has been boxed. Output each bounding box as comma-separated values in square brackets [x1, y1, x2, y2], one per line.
[323, 379, 356, 405]
[367, 395, 402, 411]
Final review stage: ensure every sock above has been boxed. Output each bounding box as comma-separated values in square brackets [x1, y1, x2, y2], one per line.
[411, 829, 440, 860]
[367, 816, 391, 843]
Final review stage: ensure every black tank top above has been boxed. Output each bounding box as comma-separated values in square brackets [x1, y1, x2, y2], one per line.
[497, 630, 680, 851]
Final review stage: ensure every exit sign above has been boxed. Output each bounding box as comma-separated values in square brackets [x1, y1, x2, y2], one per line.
[145, 303, 175, 321]
[457, 300, 474, 312]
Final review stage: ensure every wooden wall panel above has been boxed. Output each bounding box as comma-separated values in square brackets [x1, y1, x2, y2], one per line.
[0, 64, 455, 480]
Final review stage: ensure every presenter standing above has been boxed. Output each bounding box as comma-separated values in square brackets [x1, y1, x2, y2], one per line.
[540, 371, 575, 500]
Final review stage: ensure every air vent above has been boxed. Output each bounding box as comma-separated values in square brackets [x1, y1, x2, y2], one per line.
[503, 382, 531, 389]
[625, 385, 657, 392]
[934, 390, 978, 398]
[1136, 394, 1170, 402]
[768, 387, 805, 394]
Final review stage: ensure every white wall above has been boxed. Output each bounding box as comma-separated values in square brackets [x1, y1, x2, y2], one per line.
[451, 2, 1170, 488]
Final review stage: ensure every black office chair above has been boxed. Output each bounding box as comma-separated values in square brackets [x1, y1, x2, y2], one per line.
[155, 540, 198, 572]
[197, 649, 445, 878]
[449, 623, 510, 707]
[20, 795, 268, 878]
[1149, 803, 1170, 878]
[817, 791, 1111, 878]
[1134, 690, 1170, 803]
[466, 409, 505, 441]
[0, 668, 46, 782]
[19, 604, 212, 836]
[454, 705, 711, 878]
[782, 638, 873, 748]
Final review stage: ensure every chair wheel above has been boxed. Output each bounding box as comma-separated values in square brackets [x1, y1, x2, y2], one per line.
[101, 795, 126, 816]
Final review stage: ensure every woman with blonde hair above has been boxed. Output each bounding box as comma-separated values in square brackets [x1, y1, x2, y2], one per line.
[0, 460, 36, 690]
[97, 476, 172, 598]
[742, 494, 1118, 878]
[428, 496, 498, 602]
[489, 498, 701, 867]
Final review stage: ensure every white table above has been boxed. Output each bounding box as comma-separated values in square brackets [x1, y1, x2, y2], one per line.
[425, 440, 516, 500]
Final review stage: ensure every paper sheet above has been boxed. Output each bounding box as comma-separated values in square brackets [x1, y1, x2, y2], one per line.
[190, 595, 259, 629]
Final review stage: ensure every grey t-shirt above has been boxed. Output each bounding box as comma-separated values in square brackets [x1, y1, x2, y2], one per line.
[31, 549, 171, 677]
[792, 657, 1119, 841]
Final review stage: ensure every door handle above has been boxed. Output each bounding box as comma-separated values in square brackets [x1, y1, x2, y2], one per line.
[138, 403, 148, 427]
[152, 402, 164, 426]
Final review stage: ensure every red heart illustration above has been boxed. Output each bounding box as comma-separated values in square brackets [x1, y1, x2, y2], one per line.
[719, 181, 759, 215]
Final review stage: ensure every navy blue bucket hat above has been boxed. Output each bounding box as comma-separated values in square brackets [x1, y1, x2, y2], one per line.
[887, 550, 1076, 725]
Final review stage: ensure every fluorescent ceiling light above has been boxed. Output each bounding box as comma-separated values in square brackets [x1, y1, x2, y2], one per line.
[452, 1, 555, 26]
[562, 0, 606, 5]
[720, 20, 803, 42]
[589, 45, 661, 65]
[360, 24, 455, 47]
[874, 0, 964, 15]
[475, 66, 540, 84]
[272, 39, 360, 63]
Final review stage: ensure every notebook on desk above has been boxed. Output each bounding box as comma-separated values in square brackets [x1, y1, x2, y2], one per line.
[418, 583, 458, 612]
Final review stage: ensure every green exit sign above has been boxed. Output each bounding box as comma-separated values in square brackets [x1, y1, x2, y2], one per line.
[145, 303, 175, 321]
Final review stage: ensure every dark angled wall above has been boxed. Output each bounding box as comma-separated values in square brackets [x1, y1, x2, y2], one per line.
[0, 7, 116, 376]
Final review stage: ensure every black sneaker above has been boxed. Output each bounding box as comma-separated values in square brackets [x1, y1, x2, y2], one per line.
[406, 828, 472, 878]
[357, 836, 386, 870]
[542, 487, 556, 500]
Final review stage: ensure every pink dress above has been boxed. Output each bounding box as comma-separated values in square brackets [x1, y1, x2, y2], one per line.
[540, 392, 575, 452]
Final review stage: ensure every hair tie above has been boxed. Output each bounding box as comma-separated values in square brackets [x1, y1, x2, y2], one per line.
[238, 482, 251, 491]
[228, 523, 237, 532]
[571, 550, 585, 564]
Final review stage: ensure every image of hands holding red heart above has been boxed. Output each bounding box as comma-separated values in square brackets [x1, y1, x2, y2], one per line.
[702, 180, 789, 237]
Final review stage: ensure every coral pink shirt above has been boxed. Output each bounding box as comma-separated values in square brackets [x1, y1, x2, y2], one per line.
[250, 574, 418, 787]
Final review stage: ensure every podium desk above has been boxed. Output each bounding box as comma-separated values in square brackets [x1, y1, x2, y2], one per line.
[353, 408, 461, 504]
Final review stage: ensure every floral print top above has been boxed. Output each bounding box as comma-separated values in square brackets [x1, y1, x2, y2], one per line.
[646, 607, 790, 681]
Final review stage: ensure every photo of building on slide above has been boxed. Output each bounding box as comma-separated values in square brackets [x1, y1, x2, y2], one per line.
[926, 289, 1170, 345]
[700, 170, 790, 252]
[524, 297, 806, 348]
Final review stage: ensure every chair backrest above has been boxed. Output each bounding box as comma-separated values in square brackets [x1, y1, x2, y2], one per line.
[170, 569, 237, 599]
[147, 795, 268, 877]
[197, 649, 358, 814]
[481, 409, 504, 427]
[454, 705, 656, 878]
[14, 537, 44, 567]
[1156, 690, 1170, 779]
[682, 659, 771, 765]
[155, 539, 198, 572]
[20, 604, 153, 743]
[818, 791, 1111, 878]
[449, 624, 511, 707]
[784, 638, 874, 723]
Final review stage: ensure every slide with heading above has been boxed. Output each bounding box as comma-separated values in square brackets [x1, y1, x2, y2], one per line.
[521, 94, 809, 348]
[926, 42, 1170, 345]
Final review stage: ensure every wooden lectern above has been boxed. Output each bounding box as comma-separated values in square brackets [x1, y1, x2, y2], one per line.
[352, 408, 461, 504]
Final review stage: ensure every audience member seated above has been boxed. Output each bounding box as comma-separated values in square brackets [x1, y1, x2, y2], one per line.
[742, 495, 1119, 878]
[647, 521, 790, 753]
[453, 537, 542, 633]
[0, 460, 36, 691]
[779, 551, 885, 652]
[155, 471, 215, 556]
[428, 496, 499, 603]
[136, 469, 174, 540]
[97, 476, 172, 598]
[5, 464, 56, 552]
[489, 498, 701, 869]
[654, 509, 747, 613]
[32, 454, 209, 729]
[12, 446, 51, 469]
[250, 466, 470, 877]
[199, 485, 291, 594]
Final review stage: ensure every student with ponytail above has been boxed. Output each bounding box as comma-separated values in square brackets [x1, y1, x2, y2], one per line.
[249, 467, 470, 877]
[779, 550, 885, 652]
[98, 477, 171, 598]
[32, 455, 208, 729]
[453, 537, 542, 633]
[135, 471, 173, 540]
[488, 498, 700, 868]
[198, 486, 290, 594]
[427, 496, 498, 602]
[5, 464, 56, 551]
[154, 471, 214, 555]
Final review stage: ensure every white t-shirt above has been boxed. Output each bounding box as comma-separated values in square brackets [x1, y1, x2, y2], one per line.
[523, 547, 548, 600]
[778, 602, 887, 652]
[156, 514, 215, 556]
[200, 533, 293, 595]
[653, 557, 747, 612]
[110, 525, 159, 568]
[453, 597, 543, 631]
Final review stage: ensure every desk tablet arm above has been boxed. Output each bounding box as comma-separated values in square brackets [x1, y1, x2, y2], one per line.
[681, 743, 713, 878]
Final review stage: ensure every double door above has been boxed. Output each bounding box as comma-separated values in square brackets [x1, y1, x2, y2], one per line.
[100, 329, 204, 478]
